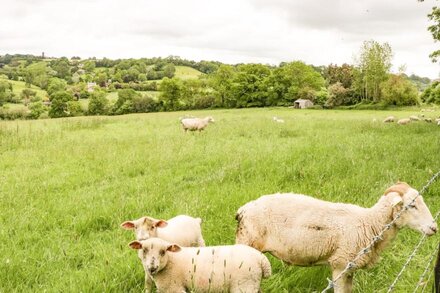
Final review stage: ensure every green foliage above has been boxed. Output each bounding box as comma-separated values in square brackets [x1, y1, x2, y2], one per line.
[112, 89, 141, 115]
[48, 91, 74, 118]
[354, 40, 393, 102]
[67, 101, 84, 116]
[421, 81, 440, 104]
[268, 61, 325, 105]
[20, 88, 37, 105]
[0, 80, 14, 106]
[47, 78, 67, 96]
[24, 62, 49, 89]
[131, 94, 160, 113]
[163, 63, 176, 78]
[326, 82, 353, 108]
[50, 57, 71, 80]
[380, 74, 419, 106]
[88, 91, 109, 115]
[28, 101, 46, 119]
[324, 63, 355, 89]
[159, 77, 182, 110]
[83, 60, 96, 73]
[209, 64, 235, 107]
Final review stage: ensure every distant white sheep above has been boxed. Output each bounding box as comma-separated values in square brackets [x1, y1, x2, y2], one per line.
[129, 238, 271, 293]
[235, 182, 437, 293]
[272, 116, 285, 123]
[424, 117, 433, 123]
[383, 116, 395, 123]
[121, 215, 205, 292]
[409, 115, 421, 121]
[398, 118, 411, 125]
[180, 116, 214, 132]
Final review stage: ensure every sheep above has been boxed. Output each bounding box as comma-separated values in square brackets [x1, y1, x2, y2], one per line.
[121, 215, 205, 292]
[436, 118, 440, 123]
[409, 115, 421, 121]
[272, 116, 285, 123]
[180, 116, 214, 132]
[383, 116, 396, 123]
[235, 182, 438, 293]
[398, 118, 411, 125]
[129, 237, 271, 293]
[424, 117, 433, 123]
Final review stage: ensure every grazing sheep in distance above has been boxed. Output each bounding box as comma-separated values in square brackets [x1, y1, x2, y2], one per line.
[235, 182, 438, 293]
[129, 238, 271, 293]
[424, 117, 433, 123]
[383, 116, 395, 123]
[121, 215, 205, 292]
[180, 116, 214, 132]
[273, 116, 285, 123]
[410, 115, 421, 121]
[398, 118, 411, 125]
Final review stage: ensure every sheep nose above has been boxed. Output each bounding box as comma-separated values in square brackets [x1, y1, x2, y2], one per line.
[430, 225, 438, 234]
[148, 267, 158, 274]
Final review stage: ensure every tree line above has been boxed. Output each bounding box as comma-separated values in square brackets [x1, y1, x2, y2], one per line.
[0, 40, 436, 120]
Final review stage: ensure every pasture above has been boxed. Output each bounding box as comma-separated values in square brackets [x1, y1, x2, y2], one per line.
[0, 108, 439, 292]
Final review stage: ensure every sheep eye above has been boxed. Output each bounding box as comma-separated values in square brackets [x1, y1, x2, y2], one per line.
[408, 204, 417, 210]
[159, 250, 165, 256]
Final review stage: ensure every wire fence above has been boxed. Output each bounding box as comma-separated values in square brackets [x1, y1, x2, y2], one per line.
[412, 244, 439, 293]
[321, 170, 440, 293]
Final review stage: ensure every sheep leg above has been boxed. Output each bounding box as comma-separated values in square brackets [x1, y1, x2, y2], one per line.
[332, 269, 353, 293]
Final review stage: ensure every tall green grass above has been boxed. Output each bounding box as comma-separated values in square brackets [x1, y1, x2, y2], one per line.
[0, 108, 439, 292]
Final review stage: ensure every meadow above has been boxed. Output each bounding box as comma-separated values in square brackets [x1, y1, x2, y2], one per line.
[0, 108, 439, 292]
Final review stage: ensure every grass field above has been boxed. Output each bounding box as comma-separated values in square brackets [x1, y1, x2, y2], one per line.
[175, 66, 203, 79]
[0, 77, 48, 99]
[0, 108, 439, 292]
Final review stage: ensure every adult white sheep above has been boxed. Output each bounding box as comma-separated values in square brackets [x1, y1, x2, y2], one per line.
[383, 116, 395, 123]
[180, 116, 214, 132]
[121, 215, 205, 292]
[410, 115, 421, 121]
[398, 118, 411, 125]
[235, 182, 438, 293]
[129, 238, 271, 293]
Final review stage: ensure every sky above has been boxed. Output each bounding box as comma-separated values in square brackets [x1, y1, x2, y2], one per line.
[1, 0, 439, 78]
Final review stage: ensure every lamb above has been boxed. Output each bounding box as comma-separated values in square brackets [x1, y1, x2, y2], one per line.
[129, 238, 271, 293]
[397, 118, 411, 125]
[409, 115, 421, 121]
[235, 182, 438, 293]
[272, 116, 285, 123]
[383, 116, 396, 123]
[180, 116, 214, 132]
[121, 215, 205, 292]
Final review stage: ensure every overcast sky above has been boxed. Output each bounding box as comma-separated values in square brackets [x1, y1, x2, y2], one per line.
[1, 0, 439, 78]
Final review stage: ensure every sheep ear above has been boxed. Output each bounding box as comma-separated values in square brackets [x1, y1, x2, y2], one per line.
[155, 220, 168, 228]
[129, 241, 142, 250]
[167, 244, 181, 252]
[391, 195, 403, 207]
[121, 221, 135, 230]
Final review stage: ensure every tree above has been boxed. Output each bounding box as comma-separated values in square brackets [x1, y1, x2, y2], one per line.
[267, 61, 325, 106]
[209, 65, 235, 107]
[112, 89, 140, 115]
[47, 78, 67, 96]
[163, 63, 176, 78]
[0, 80, 13, 106]
[88, 90, 109, 115]
[159, 77, 182, 110]
[28, 101, 46, 119]
[50, 57, 71, 80]
[48, 91, 73, 118]
[21, 88, 37, 106]
[354, 40, 393, 102]
[418, 0, 440, 61]
[326, 82, 353, 107]
[421, 81, 440, 104]
[324, 63, 355, 89]
[380, 74, 419, 105]
[24, 62, 49, 88]
[83, 60, 96, 73]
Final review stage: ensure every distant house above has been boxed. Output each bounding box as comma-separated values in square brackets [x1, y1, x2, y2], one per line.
[87, 82, 97, 93]
[294, 99, 313, 109]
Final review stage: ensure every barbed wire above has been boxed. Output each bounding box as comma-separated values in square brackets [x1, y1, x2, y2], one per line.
[387, 210, 440, 291]
[412, 244, 440, 293]
[321, 170, 440, 293]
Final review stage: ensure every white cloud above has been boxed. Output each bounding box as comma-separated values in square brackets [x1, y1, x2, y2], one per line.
[1, 0, 439, 78]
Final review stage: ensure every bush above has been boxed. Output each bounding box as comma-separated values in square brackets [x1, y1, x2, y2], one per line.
[67, 101, 83, 116]
[48, 91, 73, 118]
[0, 107, 29, 120]
[421, 81, 440, 104]
[380, 74, 419, 106]
[88, 91, 109, 115]
[132, 95, 160, 113]
[28, 101, 46, 119]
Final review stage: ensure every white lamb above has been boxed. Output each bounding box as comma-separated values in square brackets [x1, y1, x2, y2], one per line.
[129, 238, 272, 293]
[121, 215, 205, 292]
[383, 116, 395, 123]
[180, 116, 214, 132]
[235, 182, 438, 293]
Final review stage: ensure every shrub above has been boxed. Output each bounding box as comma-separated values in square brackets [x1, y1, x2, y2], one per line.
[380, 74, 419, 106]
[88, 91, 108, 115]
[28, 101, 46, 119]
